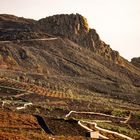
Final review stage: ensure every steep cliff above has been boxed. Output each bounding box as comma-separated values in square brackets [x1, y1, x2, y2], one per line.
[0, 14, 126, 64]
[38, 14, 121, 63]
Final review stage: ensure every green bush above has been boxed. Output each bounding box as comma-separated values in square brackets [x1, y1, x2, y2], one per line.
[112, 109, 129, 117]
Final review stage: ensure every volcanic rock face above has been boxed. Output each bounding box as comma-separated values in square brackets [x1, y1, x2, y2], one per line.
[38, 14, 121, 63]
[0, 14, 123, 63]
[0, 14, 140, 102]
[131, 57, 140, 69]
[38, 14, 89, 36]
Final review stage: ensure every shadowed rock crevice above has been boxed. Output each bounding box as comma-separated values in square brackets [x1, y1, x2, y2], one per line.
[34, 115, 54, 135]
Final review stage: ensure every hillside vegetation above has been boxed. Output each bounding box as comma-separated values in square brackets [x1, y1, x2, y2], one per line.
[0, 13, 140, 139]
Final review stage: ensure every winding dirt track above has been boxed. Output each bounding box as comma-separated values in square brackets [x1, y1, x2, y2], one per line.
[80, 120, 134, 140]
[65, 110, 126, 119]
[16, 102, 32, 110]
[78, 121, 109, 139]
[65, 111, 135, 140]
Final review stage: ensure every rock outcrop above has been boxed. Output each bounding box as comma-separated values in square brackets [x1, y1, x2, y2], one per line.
[38, 13, 121, 63]
[0, 13, 137, 68]
[0, 14, 122, 63]
[0, 14, 36, 31]
[131, 57, 140, 69]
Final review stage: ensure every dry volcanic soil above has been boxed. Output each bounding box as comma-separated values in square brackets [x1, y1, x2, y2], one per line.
[0, 13, 140, 139]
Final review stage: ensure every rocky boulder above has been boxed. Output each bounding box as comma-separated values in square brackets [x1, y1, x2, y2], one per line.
[131, 57, 140, 69]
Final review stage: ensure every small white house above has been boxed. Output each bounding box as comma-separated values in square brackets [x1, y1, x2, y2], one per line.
[86, 131, 100, 139]
[91, 131, 100, 139]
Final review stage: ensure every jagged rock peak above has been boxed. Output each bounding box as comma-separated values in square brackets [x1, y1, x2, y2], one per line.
[0, 13, 122, 64]
[38, 13, 121, 63]
[38, 13, 90, 35]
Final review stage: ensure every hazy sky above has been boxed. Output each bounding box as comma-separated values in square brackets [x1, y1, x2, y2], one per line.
[0, 0, 140, 60]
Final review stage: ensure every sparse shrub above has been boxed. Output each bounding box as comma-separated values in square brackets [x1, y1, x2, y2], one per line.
[15, 76, 20, 81]
[133, 113, 140, 119]
[66, 89, 74, 99]
[112, 109, 129, 117]
[35, 108, 40, 114]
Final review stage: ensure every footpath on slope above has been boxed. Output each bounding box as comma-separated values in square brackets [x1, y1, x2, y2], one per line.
[65, 110, 135, 140]
[0, 37, 58, 43]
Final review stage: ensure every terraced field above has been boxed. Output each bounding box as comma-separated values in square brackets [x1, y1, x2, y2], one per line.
[0, 77, 140, 139]
[0, 77, 71, 99]
[0, 110, 48, 140]
[0, 110, 93, 140]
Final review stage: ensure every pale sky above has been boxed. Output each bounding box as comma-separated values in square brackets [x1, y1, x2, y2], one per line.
[0, 0, 140, 60]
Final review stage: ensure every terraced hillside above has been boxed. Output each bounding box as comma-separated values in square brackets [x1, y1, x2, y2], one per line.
[0, 76, 140, 139]
[0, 14, 140, 139]
[0, 77, 72, 99]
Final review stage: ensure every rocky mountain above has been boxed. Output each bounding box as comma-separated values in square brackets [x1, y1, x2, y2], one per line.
[0, 13, 140, 103]
[38, 13, 122, 63]
[0, 14, 121, 63]
[0, 13, 140, 140]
